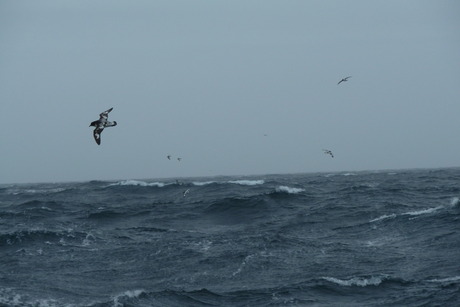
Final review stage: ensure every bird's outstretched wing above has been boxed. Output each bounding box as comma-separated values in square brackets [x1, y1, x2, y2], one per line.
[105, 121, 117, 127]
[337, 76, 352, 85]
[99, 107, 113, 120]
[93, 127, 104, 145]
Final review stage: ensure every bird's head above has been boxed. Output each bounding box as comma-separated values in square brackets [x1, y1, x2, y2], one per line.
[89, 120, 97, 127]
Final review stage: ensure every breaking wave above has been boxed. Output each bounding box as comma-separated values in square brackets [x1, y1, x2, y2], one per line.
[322, 275, 389, 287]
[228, 180, 265, 186]
[275, 186, 305, 194]
[108, 180, 166, 187]
[370, 197, 458, 223]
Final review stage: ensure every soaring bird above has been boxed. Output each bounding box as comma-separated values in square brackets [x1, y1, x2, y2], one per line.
[89, 107, 117, 145]
[337, 76, 352, 85]
[323, 149, 334, 158]
[167, 155, 172, 160]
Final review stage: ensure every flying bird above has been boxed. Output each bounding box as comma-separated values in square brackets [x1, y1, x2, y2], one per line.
[89, 107, 117, 145]
[177, 158, 182, 162]
[183, 189, 190, 197]
[323, 149, 334, 158]
[167, 155, 172, 160]
[337, 76, 352, 85]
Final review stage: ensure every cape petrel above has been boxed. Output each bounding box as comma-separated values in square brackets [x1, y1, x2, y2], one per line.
[337, 76, 351, 85]
[89, 107, 117, 145]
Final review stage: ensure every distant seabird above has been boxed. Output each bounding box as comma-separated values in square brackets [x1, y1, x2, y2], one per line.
[337, 76, 352, 85]
[177, 158, 182, 162]
[89, 107, 117, 145]
[323, 149, 334, 158]
[183, 189, 190, 197]
[167, 155, 172, 160]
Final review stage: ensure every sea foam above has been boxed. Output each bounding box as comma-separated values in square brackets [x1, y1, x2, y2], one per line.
[322, 276, 386, 287]
[276, 186, 305, 194]
[109, 180, 165, 187]
[228, 180, 265, 186]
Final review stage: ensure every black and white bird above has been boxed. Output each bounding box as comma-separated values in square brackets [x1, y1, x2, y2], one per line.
[323, 149, 334, 158]
[89, 107, 117, 145]
[183, 189, 190, 197]
[337, 76, 351, 85]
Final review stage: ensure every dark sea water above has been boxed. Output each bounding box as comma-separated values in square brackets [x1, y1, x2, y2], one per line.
[1, 168, 459, 306]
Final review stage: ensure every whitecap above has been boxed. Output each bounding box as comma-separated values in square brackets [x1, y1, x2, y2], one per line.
[450, 197, 459, 207]
[402, 206, 443, 216]
[109, 180, 165, 187]
[276, 186, 305, 194]
[9, 187, 67, 195]
[228, 180, 265, 186]
[428, 276, 460, 283]
[112, 289, 146, 307]
[322, 276, 385, 287]
[369, 214, 397, 223]
[192, 181, 216, 186]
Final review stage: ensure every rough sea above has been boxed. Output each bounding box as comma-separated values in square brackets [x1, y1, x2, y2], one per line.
[1, 168, 459, 307]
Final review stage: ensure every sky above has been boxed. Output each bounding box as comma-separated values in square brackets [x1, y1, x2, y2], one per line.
[1, 1, 459, 184]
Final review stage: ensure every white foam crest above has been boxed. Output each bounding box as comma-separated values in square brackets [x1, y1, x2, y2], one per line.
[192, 181, 216, 186]
[369, 214, 397, 223]
[228, 180, 265, 186]
[112, 289, 146, 307]
[450, 197, 459, 207]
[8, 188, 67, 195]
[403, 206, 443, 216]
[0, 289, 60, 307]
[109, 180, 165, 187]
[322, 276, 385, 287]
[428, 276, 460, 283]
[276, 186, 305, 194]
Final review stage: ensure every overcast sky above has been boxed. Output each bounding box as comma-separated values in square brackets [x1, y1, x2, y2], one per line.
[1, 1, 459, 184]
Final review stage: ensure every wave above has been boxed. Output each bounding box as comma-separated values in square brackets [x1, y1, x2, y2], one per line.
[0, 229, 94, 248]
[427, 276, 460, 283]
[402, 206, 443, 216]
[369, 214, 397, 223]
[5, 187, 68, 195]
[275, 186, 305, 194]
[370, 207, 441, 223]
[192, 181, 216, 186]
[108, 180, 166, 187]
[107, 179, 265, 188]
[191, 179, 265, 187]
[11, 200, 65, 216]
[322, 275, 389, 287]
[370, 197, 458, 223]
[0, 288, 60, 307]
[112, 289, 147, 307]
[228, 180, 265, 186]
[87, 288, 224, 307]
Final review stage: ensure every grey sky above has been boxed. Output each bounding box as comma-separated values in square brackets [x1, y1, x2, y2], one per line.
[1, 1, 459, 184]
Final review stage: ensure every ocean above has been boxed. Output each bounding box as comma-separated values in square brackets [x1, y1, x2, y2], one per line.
[1, 168, 459, 306]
